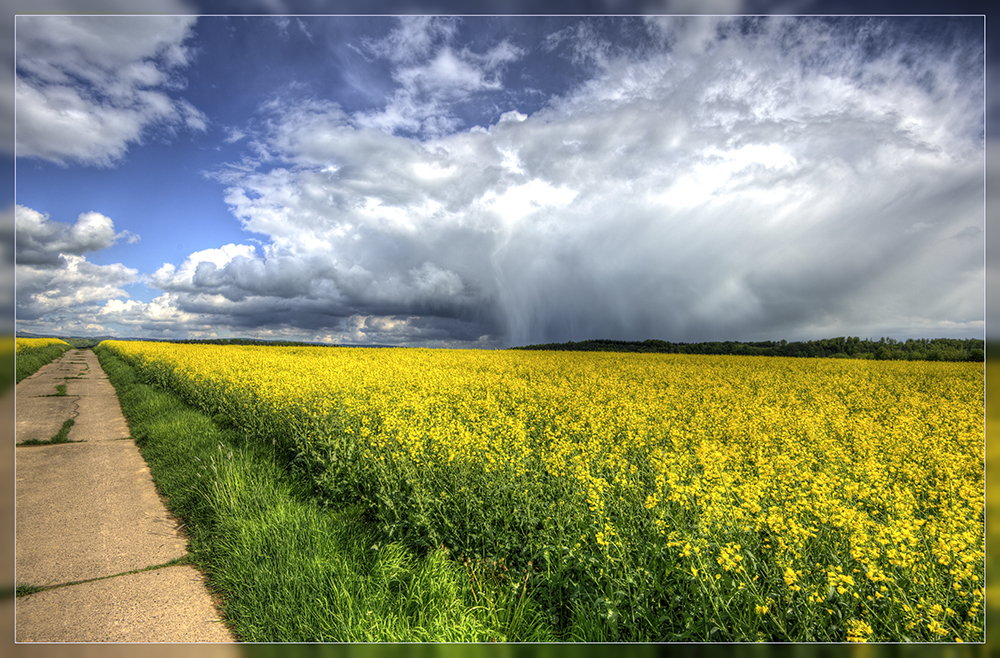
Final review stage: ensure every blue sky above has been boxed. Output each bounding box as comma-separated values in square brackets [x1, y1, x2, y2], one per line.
[10, 11, 987, 347]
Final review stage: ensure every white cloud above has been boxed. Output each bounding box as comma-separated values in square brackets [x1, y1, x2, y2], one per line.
[17, 253, 138, 321]
[361, 16, 459, 65]
[14, 204, 141, 325]
[198, 17, 981, 345]
[151, 244, 259, 289]
[15, 205, 138, 265]
[18, 17, 982, 346]
[98, 293, 199, 330]
[352, 17, 524, 138]
[14, 14, 205, 166]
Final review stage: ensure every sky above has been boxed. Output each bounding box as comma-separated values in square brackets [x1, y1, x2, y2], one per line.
[7, 7, 989, 347]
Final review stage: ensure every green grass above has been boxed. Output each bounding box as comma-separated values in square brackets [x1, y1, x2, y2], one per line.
[37, 383, 69, 397]
[15, 585, 45, 597]
[94, 344, 553, 642]
[14, 557, 195, 598]
[15, 343, 72, 383]
[65, 338, 101, 349]
[18, 418, 76, 446]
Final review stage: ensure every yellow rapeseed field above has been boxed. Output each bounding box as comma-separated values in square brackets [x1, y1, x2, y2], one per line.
[103, 340, 984, 642]
[15, 337, 69, 352]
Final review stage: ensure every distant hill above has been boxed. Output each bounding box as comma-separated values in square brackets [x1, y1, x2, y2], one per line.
[14, 333, 396, 348]
[511, 337, 985, 362]
[16, 331, 118, 342]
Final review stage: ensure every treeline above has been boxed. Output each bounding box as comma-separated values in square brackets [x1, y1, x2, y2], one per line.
[513, 336, 985, 362]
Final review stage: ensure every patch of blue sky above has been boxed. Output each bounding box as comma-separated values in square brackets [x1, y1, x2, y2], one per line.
[10, 14, 987, 345]
[16, 141, 251, 261]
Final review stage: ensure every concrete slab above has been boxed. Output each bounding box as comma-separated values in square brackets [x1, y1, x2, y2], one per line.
[63, 351, 130, 442]
[69, 402, 130, 445]
[16, 441, 188, 586]
[15, 378, 68, 398]
[67, 400, 130, 443]
[63, 375, 117, 399]
[15, 565, 235, 643]
[13, 348, 237, 643]
[14, 397, 77, 444]
[5, 595, 239, 655]
[52, 362, 87, 376]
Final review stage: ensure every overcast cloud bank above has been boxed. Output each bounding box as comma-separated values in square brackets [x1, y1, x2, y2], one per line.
[15, 16, 985, 346]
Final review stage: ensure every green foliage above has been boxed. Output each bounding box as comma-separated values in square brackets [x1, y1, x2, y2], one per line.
[514, 336, 985, 362]
[94, 344, 550, 642]
[100, 341, 984, 642]
[15, 585, 45, 597]
[15, 342, 72, 383]
[65, 338, 102, 349]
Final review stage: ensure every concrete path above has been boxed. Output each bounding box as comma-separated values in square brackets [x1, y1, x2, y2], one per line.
[12, 349, 240, 645]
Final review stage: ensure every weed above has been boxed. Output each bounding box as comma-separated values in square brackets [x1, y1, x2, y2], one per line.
[16, 585, 45, 597]
[18, 418, 76, 446]
[39, 383, 70, 396]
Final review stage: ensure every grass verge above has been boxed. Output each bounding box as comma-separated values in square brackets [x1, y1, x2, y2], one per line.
[94, 344, 553, 642]
[15, 342, 71, 383]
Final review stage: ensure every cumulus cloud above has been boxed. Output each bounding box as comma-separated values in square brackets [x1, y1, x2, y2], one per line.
[162, 16, 980, 346]
[14, 14, 205, 166]
[15, 205, 138, 266]
[17, 254, 137, 320]
[15, 16, 984, 346]
[97, 293, 205, 334]
[15, 204, 139, 326]
[141, 229, 495, 343]
[352, 17, 524, 138]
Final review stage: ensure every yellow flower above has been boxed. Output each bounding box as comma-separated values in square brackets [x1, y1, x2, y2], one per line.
[99, 341, 984, 643]
[846, 619, 873, 642]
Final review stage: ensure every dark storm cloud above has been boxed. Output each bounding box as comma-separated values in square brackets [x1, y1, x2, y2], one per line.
[13, 14, 985, 345]
[121, 15, 984, 346]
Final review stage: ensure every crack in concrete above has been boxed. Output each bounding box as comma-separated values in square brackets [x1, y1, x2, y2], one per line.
[18, 558, 195, 596]
[14, 349, 237, 642]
